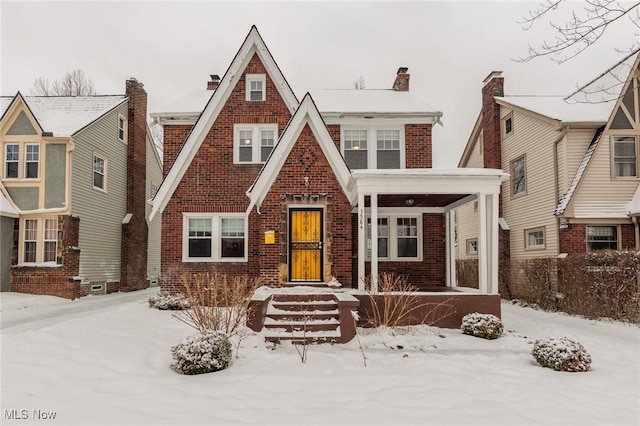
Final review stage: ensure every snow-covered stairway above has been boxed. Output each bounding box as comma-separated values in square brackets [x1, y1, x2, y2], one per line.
[264, 292, 341, 344]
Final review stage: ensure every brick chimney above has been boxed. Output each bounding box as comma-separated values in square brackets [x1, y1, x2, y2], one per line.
[207, 74, 220, 90]
[121, 78, 149, 292]
[481, 71, 504, 171]
[393, 67, 410, 91]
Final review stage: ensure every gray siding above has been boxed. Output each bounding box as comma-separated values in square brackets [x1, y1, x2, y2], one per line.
[0, 216, 15, 291]
[146, 133, 162, 282]
[6, 187, 38, 210]
[71, 103, 128, 283]
[45, 144, 66, 208]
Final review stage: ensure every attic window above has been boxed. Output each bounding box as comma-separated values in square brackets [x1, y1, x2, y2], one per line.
[613, 136, 637, 178]
[246, 74, 265, 101]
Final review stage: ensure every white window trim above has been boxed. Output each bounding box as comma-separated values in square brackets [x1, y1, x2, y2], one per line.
[586, 225, 619, 252]
[25, 143, 40, 179]
[233, 124, 278, 164]
[502, 112, 514, 138]
[341, 125, 405, 169]
[245, 74, 266, 101]
[43, 218, 58, 263]
[118, 114, 127, 143]
[366, 213, 422, 261]
[525, 227, 545, 250]
[4, 142, 20, 179]
[466, 238, 478, 255]
[511, 155, 526, 197]
[19, 216, 58, 265]
[611, 135, 637, 179]
[182, 213, 248, 262]
[93, 153, 107, 192]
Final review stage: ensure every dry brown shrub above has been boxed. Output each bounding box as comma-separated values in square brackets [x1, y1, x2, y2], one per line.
[362, 273, 455, 328]
[174, 273, 262, 336]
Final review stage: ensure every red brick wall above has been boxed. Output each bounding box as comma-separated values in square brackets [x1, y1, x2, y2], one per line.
[352, 213, 445, 289]
[621, 224, 635, 250]
[160, 52, 293, 291]
[405, 124, 432, 168]
[11, 215, 83, 299]
[121, 79, 149, 292]
[163, 125, 192, 178]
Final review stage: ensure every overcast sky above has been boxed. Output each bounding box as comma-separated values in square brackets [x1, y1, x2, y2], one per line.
[0, 1, 634, 167]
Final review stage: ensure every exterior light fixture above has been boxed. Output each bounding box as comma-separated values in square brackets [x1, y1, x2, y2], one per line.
[404, 198, 415, 206]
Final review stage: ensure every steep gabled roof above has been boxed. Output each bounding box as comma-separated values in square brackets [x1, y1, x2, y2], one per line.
[150, 26, 299, 221]
[554, 127, 604, 216]
[246, 93, 353, 213]
[0, 93, 127, 137]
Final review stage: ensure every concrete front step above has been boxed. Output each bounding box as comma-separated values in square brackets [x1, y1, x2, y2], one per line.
[271, 300, 338, 312]
[264, 328, 341, 344]
[263, 317, 340, 333]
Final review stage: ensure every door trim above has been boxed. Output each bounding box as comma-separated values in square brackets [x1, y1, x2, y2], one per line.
[288, 207, 324, 282]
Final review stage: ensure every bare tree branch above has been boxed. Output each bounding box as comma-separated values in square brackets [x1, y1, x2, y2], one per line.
[30, 69, 96, 96]
[516, 0, 640, 63]
[353, 76, 366, 90]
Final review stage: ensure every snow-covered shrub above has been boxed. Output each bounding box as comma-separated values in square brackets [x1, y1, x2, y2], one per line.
[461, 312, 504, 339]
[148, 291, 191, 310]
[532, 337, 591, 372]
[170, 330, 232, 375]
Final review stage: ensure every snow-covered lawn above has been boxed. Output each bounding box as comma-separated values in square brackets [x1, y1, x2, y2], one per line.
[1, 288, 638, 426]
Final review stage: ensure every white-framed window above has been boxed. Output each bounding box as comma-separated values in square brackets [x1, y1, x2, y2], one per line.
[246, 74, 266, 101]
[4, 143, 19, 178]
[586, 225, 618, 252]
[25, 144, 39, 179]
[366, 214, 421, 261]
[118, 115, 127, 142]
[511, 155, 526, 196]
[23, 219, 38, 263]
[183, 213, 247, 262]
[466, 238, 478, 255]
[93, 153, 106, 190]
[234, 124, 278, 164]
[525, 227, 545, 250]
[342, 126, 405, 170]
[502, 112, 514, 138]
[612, 136, 637, 178]
[43, 218, 58, 262]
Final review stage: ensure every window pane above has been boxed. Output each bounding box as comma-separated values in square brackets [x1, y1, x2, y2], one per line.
[189, 239, 212, 258]
[189, 218, 212, 237]
[24, 219, 37, 263]
[5, 144, 18, 178]
[397, 238, 417, 258]
[221, 218, 244, 258]
[6, 162, 18, 178]
[344, 150, 368, 169]
[93, 156, 105, 189]
[614, 137, 637, 177]
[221, 238, 244, 258]
[260, 130, 274, 162]
[6, 144, 19, 161]
[512, 158, 525, 194]
[586, 226, 617, 252]
[344, 130, 368, 149]
[26, 162, 38, 178]
[239, 130, 253, 162]
[397, 218, 417, 236]
[44, 217, 58, 262]
[377, 150, 400, 169]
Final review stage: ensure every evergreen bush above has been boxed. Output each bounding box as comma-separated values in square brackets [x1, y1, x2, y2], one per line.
[532, 337, 591, 372]
[461, 312, 504, 339]
[148, 291, 191, 310]
[171, 330, 232, 375]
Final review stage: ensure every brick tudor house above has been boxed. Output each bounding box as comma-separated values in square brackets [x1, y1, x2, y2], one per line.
[150, 26, 505, 317]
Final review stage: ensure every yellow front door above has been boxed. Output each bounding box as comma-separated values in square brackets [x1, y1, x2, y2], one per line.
[289, 209, 323, 281]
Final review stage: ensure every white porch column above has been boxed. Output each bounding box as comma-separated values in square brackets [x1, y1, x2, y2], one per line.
[477, 192, 488, 294]
[358, 192, 366, 291]
[487, 192, 499, 294]
[371, 193, 378, 294]
[445, 209, 456, 288]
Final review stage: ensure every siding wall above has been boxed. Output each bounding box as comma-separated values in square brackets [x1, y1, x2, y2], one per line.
[71, 103, 128, 283]
[146, 133, 162, 282]
[571, 131, 638, 219]
[500, 107, 560, 260]
[456, 132, 482, 260]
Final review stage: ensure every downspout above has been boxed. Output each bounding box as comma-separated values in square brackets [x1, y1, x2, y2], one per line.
[633, 216, 639, 250]
[552, 126, 569, 251]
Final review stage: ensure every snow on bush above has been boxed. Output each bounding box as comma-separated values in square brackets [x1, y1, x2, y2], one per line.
[461, 312, 504, 339]
[170, 330, 232, 375]
[148, 291, 191, 310]
[532, 337, 592, 372]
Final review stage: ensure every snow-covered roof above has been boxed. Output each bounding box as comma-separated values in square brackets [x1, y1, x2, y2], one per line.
[0, 95, 127, 137]
[152, 89, 212, 117]
[310, 89, 441, 116]
[0, 182, 19, 218]
[496, 96, 612, 124]
[627, 184, 640, 216]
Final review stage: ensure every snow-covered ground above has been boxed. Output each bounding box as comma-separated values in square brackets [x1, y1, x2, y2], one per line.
[1, 288, 638, 426]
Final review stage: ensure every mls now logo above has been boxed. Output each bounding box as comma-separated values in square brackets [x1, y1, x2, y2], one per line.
[4, 409, 57, 420]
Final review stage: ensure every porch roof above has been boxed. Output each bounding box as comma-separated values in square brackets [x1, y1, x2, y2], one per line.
[348, 168, 508, 208]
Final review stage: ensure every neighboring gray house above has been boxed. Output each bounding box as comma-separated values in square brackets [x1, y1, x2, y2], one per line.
[0, 79, 162, 298]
